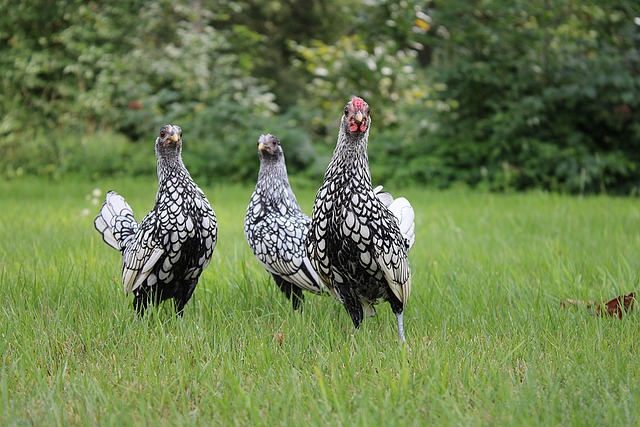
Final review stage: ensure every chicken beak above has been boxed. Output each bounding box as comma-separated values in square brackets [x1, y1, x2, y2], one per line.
[258, 142, 267, 151]
[354, 111, 365, 124]
[170, 133, 180, 142]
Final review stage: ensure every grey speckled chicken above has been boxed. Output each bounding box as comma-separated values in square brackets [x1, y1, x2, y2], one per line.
[307, 97, 415, 341]
[244, 134, 324, 310]
[94, 124, 217, 315]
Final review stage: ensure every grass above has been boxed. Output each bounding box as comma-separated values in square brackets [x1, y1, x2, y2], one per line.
[1, 176, 639, 426]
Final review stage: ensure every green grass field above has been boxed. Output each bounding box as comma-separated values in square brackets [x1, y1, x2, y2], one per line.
[1, 176, 639, 426]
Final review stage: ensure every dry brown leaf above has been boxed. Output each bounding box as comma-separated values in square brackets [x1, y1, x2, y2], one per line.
[595, 292, 635, 318]
[273, 333, 284, 347]
[561, 292, 636, 318]
[560, 298, 594, 309]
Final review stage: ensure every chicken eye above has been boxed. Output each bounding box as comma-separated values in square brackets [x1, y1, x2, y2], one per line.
[344, 107, 349, 115]
[366, 106, 370, 115]
[160, 130, 166, 138]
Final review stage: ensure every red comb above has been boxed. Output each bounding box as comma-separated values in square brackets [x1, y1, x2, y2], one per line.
[351, 96, 366, 111]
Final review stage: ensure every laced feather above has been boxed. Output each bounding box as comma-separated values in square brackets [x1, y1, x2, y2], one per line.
[307, 97, 415, 342]
[245, 134, 325, 310]
[94, 124, 217, 315]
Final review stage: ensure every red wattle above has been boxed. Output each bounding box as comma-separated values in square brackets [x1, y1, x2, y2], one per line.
[349, 123, 359, 132]
[360, 123, 366, 132]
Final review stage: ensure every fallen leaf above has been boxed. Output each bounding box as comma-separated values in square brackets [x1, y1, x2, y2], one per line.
[273, 333, 284, 347]
[596, 292, 635, 318]
[561, 292, 635, 318]
[560, 298, 594, 309]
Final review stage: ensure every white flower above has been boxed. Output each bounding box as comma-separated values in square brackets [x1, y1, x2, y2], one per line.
[314, 67, 329, 77]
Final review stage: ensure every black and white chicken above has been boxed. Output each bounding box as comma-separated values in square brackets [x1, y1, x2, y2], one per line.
[94, 124, 217, 315]
[244, 134, 324, 310]
[307, 97, 415, 341]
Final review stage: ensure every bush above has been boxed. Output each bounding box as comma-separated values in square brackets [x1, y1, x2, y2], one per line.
[181, 105, 317, 185]
[1, 0, 638, 194]
[0, 131, 153, 179]
[425, 1, 640, 194]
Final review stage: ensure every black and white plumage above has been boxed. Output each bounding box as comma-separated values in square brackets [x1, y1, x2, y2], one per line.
[94, 124, 217, 315]
[307, 97, 415, 341]
[244, 134, 324, 310]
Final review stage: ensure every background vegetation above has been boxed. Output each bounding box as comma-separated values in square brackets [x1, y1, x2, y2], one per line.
[3, 3, 638, 423]
[1, 0, 639, 193]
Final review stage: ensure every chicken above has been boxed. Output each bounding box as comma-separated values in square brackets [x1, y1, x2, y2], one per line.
[307, 97, 415, 341]
[244, 134, 324, 310]
[94, 124, 217, 315]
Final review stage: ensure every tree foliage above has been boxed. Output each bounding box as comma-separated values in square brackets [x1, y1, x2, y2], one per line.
[424, 0, 640, 193]
[1, 0, 290, 181]
[0, 0, 638, 193]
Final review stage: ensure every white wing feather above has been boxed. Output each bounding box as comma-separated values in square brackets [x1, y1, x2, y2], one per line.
[94, 215, 119, 250]
[94, 191, 137, 251]
[388, 197, 415, 250]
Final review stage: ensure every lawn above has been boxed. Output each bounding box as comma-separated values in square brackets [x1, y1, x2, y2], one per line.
[1, 176, 639, 426]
